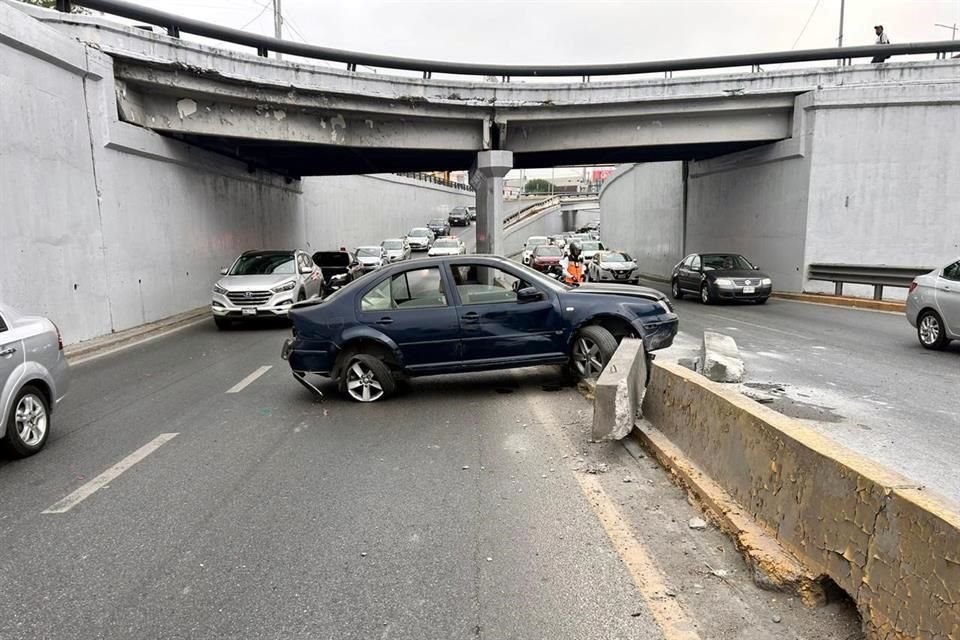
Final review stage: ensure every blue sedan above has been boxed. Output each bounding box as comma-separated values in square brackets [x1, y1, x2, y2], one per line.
[282, 256, 677, 402]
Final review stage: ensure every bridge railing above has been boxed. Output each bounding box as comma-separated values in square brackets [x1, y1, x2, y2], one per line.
[503, 196, 561, 229]
[807, 263, 934, 299]
[395, 172, 473, 192]
[54, 0, 960, 79]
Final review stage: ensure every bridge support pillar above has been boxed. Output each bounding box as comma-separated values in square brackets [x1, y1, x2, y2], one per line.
[470, 150, 513, 256]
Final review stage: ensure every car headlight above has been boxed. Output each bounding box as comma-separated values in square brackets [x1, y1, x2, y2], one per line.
[658, 300, 673, 314]
[715, 278, 734, 287]
[272, 280, 297, 293]
[213, 283, 228, 295]
[761, 278, 772, 286]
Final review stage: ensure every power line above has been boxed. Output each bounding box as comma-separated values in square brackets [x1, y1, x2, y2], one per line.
[239, 1, 270, 31]
[791, 0, 823, 50]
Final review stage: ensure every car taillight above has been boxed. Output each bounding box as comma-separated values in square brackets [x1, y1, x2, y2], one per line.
[908, 281, 918, 294]
[53, 322, 64, 351]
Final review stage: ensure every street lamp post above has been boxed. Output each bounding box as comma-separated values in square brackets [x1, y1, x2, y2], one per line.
[934, 23, 958, 40]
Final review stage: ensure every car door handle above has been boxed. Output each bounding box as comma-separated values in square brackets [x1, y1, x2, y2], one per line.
[461, 312, 480, 324]
[376, 317, 393, 325]
[0, 347, 16, 357]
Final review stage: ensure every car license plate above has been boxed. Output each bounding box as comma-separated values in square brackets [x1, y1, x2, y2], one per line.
[742, 286, 755, 294]
[242, 308, 257, 316]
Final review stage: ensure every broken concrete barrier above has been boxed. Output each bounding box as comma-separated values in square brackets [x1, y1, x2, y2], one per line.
[641, 360, 960, 640]
[592, 338, 647, 441]
[701, 331, 744, 383]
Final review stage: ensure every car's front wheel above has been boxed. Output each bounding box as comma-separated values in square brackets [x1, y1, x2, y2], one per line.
[700, 283, 713, 305]
[917, 310, 950, 350]
[343, 354, 396, 402]
[3, 385, 50, 457]
[570, 325, 618, 380]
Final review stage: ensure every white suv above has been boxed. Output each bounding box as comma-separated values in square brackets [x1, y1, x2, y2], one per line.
[211, 250, 323, 329]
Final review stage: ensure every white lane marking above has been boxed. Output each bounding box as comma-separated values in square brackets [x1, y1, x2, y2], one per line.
[702, 312, 815, 340]
[226, 365, 273, 394]
[69, 316, 209, 366]
[42, 433, 179, 514]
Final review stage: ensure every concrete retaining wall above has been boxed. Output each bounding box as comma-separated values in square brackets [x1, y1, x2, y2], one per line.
[501, 204, 565, 258]
[0, 3, 472, 345]
[598, 163, 685, 280]
[642, 360, 960, 639]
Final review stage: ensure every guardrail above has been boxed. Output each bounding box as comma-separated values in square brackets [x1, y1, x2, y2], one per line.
[807, 263, 934, 299]
[395, 172, 473, 191]
[53, 0, 960, 78]
[503, 196, 560, 228]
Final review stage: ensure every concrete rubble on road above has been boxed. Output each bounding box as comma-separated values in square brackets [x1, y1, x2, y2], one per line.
[700, 331, 744, 383]
[591, 338, 648, 441]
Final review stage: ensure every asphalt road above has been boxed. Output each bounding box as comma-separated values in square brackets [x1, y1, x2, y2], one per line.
[645, 280, 960, 506]
[0, 320, 862, 639]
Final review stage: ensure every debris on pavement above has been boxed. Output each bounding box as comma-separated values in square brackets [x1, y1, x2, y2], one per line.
[688, 517, 708, 530]
[580, 462, 609, 475]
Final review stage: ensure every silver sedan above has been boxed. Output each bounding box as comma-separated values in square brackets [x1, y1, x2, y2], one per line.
[906, 257, 960, 350]
[0, 303, 70, 457]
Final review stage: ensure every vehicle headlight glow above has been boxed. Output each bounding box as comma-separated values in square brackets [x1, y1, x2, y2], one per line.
[213, 283, 228, 295]
[715, 278, 734, 287]
[272, 280, 297, 293]
[761, 278, 772, 286]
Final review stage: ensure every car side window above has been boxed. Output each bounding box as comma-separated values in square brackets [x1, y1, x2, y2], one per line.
[0, 312, 6, 333]
[388, 267, 449, 309]
[452, 264, 529, 305]
[361, 278, 392, 312]
[682, 256, 695, 268]
[943, 261, 960, 281]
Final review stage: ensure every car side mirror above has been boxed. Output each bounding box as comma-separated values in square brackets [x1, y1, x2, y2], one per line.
[219, 267, 228, 275]
[753, 265, 760, 270]
[517, 287, 543, 303]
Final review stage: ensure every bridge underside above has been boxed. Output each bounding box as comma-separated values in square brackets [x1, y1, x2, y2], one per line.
[167, 134, 777, 175]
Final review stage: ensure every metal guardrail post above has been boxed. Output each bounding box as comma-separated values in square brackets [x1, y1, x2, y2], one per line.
[874, 285, 883, 300]
[835, 282, 843, 296]
[256, 46, 268, 58]
[55, 0, 72, 11]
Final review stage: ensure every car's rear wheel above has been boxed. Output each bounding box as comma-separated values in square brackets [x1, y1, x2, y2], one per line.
[343, 354, 396, 402]
[671, 279, 683, 299]
[214, 317, 232, 330]
[570, 325, 618, 380]
[3, 385, 50, 457]
[917, 310, 950, 350]
[700, 283, 713, 305]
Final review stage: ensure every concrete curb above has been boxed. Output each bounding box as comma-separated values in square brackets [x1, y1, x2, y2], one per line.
[65, 307, 209, 363]
[640, 360, 960, 639]
[771, 292, 905, 313]
[592, 338, 646, 441]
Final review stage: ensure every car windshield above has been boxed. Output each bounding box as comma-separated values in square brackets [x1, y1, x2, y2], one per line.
[527, 237, 549, 247]
[429, 219, 446, 225]
[229, 252, 295, 275]
[409, 228, 430, 236]
[579, 241, 601, 251]
[702, 254, 754, 271]
[451, 207, 467, 214]
[434, 239, 459, 248]
[356, 247, 381, 257]
[382, 240, 403, 250]
[600, 252, 630, 263]
[534, 246, 563, 257]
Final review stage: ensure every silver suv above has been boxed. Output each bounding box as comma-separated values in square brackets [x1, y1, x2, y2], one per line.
[212, 250, 323, 329]
[1, 303, 70, 457]
[907, 257, 960, 350]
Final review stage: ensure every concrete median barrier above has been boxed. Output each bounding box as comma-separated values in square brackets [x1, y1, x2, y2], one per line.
[640, 360, 960, 639]
[592, 338, 647, 441]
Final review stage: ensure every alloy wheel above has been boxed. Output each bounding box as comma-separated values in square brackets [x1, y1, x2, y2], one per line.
[15, 394, 48, 447]
[571, 337, 604, 379]
[919, 314, 941, 345]
[345, 361, 385, 402]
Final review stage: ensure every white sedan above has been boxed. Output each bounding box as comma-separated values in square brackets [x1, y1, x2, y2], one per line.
[428, 237, 466, 257]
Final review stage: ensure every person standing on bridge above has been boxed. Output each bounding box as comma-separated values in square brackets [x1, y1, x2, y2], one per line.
[872, 25, 891, 63]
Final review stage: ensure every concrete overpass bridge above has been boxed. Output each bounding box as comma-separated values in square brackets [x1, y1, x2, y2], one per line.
[17, 2, 960, 178]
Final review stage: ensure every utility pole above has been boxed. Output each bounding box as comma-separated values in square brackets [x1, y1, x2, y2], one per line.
[836, 0, 845, 65]
[272, 0, 283, 60]
[934, 23, 958, 40]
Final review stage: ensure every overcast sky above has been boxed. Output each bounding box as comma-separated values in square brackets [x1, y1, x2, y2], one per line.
[146, 0, 959, 67]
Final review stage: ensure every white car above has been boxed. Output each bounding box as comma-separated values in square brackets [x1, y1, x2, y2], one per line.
[576, 240, 606, 262]
[381, 238, 411, 263]
[211, 250, 323, 329]
[406, 227, 435, 252]
[428, 237, 466, 257]
[906, 257, 960, 350]
[586, 250, 640, 285]
[355, 246, 387, 272]
[521, 236, 550, 265]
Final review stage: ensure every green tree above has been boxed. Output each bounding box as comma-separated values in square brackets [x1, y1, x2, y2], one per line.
[524, 178, 554, 194]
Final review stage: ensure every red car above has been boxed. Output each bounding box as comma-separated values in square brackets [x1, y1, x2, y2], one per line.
[530, 245, 564, 276]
